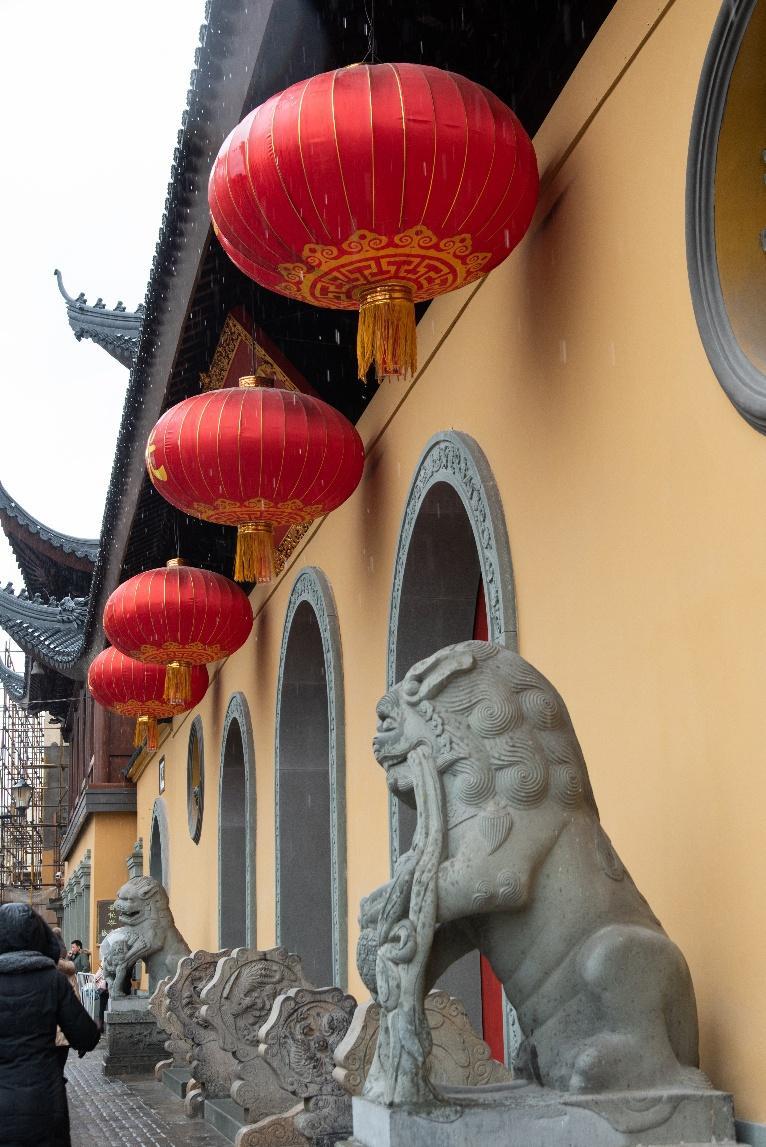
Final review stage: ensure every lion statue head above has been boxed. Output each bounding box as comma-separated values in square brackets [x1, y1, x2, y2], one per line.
[375, 640, 598, 820]
[114, 875, 173, 932]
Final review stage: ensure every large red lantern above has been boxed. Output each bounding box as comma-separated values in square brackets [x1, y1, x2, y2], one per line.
[103, 559, 253, 705]
[209, 63, 539, 380]
[145, 379, 365, 583]
[88, 648, 208, 751]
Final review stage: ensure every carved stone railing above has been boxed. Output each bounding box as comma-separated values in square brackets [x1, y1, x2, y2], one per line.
[153, 945, 510, 1146]
[150, 949, 230, 1100]
[194, 946, 308, 1122]
[232, 987, 511, 1146]
[334, 991, 511, 1095]
[233, 986, 358, 1147]
[166, 950, 230, 1079]
[149, 975, 173, 1078]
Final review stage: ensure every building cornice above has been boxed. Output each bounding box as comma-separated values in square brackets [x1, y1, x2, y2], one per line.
[60, 786, 136, 862]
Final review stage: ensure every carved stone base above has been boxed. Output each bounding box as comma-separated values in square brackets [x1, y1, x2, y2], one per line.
[184, 1080, 205, 1118]
[344, 1084, 737, 1147]
[102, 1001, 168, 1077]
[160, 1065, 193, 1098]
[234, 1103, 307, 1146]
[154, 1057, 173, 1081]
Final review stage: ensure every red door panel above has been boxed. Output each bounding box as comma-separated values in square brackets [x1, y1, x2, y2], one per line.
[473, 582, 506, 1063]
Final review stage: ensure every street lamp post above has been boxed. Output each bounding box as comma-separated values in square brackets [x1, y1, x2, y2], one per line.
[0, 777, 34, 903]
[10, 776, 32, 812]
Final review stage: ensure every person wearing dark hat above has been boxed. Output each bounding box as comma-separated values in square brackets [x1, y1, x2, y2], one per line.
[0, 903, 100, 1147]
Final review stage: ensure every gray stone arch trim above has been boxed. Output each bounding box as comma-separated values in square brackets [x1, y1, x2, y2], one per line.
[274, 566, 348, 988]
[150, 797, 171, 895]
[386, 430, 520, 1064]
[218, 692, 257, 946]
[387, 430, 518, 862]
[686, 0, 766, 433]
[187, 715, 205, 844]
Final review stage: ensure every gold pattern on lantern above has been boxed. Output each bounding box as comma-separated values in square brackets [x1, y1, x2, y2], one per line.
[189, 497, 325, 528]
[277, 226, 491, 309]
[145, 441, 168, 482]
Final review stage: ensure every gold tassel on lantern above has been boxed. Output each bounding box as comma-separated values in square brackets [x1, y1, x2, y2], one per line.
[164, 661, 192, 705]
[235, 522, 275, 583]
[356, 284, 417, 381]
[134, 716, 159, 752]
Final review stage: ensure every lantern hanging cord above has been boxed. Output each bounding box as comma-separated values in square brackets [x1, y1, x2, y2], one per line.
[362, 0, 379, 63]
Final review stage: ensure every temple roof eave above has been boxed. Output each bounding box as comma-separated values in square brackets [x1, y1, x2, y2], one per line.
[0, 480, 99, 565]
[0, 657, 26, 703]
[0, 588, 88, 680]
[54, 270, 144, 369]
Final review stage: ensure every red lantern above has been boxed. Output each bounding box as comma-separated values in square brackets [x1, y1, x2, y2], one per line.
[88, 648, 208, 751]
[209, 63, 538, 380]
[103, 559, 253, 704]
[145, 379, 365, 582]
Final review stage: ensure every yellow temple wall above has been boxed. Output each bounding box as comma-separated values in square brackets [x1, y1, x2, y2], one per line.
[134, 685, 226, 951]
[63, 820, 94, 889]
[128, 0, 765, 1121]
[63, 812, 135, 961]
[90, 814, 137, 957]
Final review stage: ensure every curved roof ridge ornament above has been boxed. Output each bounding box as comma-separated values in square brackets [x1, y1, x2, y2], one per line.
[0, 478, 99, 564]
[53, 268, 144, 369]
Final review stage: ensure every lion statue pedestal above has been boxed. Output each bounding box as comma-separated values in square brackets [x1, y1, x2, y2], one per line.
[101, 875, 190, 1077]
[340, 641, 737, 1147]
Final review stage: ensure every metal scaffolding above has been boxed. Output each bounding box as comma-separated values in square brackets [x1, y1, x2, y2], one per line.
[0, 643, 67, 905]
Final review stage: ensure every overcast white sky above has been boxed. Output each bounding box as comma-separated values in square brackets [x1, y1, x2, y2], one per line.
[0, 0, 207, 598]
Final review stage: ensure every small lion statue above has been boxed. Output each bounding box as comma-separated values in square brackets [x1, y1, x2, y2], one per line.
[100, 876, 189, 997]
[359, 641, 705, 1104]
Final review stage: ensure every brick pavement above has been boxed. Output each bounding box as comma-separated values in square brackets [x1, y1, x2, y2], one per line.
[66, 1046, 228, 1147]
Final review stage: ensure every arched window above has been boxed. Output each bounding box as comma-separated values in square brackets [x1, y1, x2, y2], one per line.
[187, 717, 204, 844]
[149, 798, 170, 892]
[387, 430, 516, 1059]
[218, 694, 256, 948]
[275, 567, 346, 988]
[687, 0, 766, 430]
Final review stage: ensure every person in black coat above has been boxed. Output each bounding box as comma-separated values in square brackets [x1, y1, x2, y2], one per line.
[0, 903, 100, 1147]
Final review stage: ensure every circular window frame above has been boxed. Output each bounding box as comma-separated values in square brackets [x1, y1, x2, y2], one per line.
[686, 0, 766, 432]
[187, 715, 204, 844]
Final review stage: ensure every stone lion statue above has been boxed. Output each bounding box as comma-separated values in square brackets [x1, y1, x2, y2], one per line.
[100, 876, 189, 997]
[100, 927, 142, 998]
[359, 641, 705, 1104]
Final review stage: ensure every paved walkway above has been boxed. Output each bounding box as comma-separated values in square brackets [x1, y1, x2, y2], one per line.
[67, 1046, 227, 1147]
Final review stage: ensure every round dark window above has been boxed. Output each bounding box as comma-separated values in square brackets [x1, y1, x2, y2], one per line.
[187, 716, 204, 843]
[687, 0, 766, 431]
